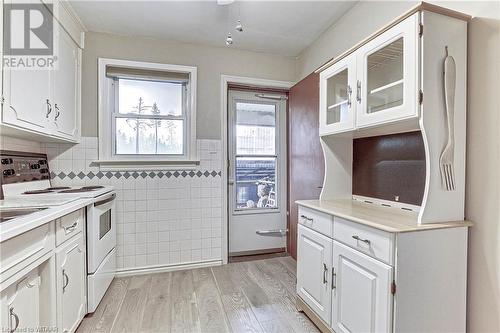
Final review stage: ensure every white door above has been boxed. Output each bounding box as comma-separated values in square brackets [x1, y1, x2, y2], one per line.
[228, 90, 287, 255]
[296, 224, 332, 325]
[0, 270, 42, 333]
[1, 1, 52, 134]
[56, 235, 86, 333]
[319, 54, 357, 135]
[332, 241, 393, 333]
[356, 13, 419, 128]
[51, 27, 79, 140]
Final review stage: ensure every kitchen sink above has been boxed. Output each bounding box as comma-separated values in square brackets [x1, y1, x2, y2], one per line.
[0, 208, 48, 223]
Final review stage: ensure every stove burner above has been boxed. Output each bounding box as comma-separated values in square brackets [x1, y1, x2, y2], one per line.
[23, 189, 54, 195]
[59, 188, 95, 193]
[46, 186, 71, 190]
[81, 186, 104, 190]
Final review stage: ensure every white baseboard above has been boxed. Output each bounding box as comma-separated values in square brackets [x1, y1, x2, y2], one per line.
[115, 260, 223, 277]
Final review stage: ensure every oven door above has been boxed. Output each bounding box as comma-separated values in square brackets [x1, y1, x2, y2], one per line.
[87, 192, 116, 274]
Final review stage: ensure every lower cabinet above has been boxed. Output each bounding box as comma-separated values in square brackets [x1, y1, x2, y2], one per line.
[56, 234, 86, 333]
[331, 241, 393, 333]
[297, 224, 332, 325]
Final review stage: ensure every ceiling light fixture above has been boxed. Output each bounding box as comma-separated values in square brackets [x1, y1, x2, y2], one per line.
[235, 19, 243, 32]
[225, 33, 233, 46]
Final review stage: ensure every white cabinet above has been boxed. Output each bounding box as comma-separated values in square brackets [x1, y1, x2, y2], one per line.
[56, 234, 86, 333]
[2, 62, 52, 134]
[319, 54, 356, 135]
[296, 224, 332, 325]
[1, 271, 42, 333]
[50, 28, 80, 140]
[331, 240, 393, 333]
[319, 13, 421, 135]
[1, 0, 82, 142]
[356, 13, 419, 128]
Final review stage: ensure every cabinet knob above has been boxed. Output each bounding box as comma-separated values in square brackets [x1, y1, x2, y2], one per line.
[46, 99, 52, 118]
[62, 269, 69, 293]
[352, 235, 371, 245]
[54, 103, 61, 120]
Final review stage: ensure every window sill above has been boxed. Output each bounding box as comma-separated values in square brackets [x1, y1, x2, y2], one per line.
[93, 159, 200, 171]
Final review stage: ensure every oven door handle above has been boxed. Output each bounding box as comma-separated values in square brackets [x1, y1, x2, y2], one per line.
[94, 193, 116, 207]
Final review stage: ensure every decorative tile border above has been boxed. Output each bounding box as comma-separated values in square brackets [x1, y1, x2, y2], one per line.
[50, 170, 222, 180]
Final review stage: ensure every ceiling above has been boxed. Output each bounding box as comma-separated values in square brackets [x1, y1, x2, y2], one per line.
[70, 1, 357, 56]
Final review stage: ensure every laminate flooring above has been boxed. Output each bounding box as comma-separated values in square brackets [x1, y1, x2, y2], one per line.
[77, 256, 319, 333]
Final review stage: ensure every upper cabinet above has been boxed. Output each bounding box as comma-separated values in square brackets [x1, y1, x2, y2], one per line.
[319, 54, 356, 135]
[319, 13, 420, 136]
[1, 0, 84, 143]
[356, 14, 418, 128]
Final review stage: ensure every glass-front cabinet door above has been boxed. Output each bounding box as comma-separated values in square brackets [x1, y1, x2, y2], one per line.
[319, 54, 356, 135]
[356, 13, 419, 128]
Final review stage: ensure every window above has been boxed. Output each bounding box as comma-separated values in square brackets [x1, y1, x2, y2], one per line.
[97, 59, 197, 170]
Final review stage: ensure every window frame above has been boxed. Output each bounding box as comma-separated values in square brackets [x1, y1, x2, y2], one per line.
[97, 58, 198, 170]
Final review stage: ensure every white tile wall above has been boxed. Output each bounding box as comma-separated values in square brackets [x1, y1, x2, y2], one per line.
[41, 137, 223, 271]
[0, 135, 41, 153]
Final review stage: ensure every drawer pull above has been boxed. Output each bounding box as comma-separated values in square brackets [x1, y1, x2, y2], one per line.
[323, 263, 328, 284]
[63, 221, 78, 233]
[352, 235, 371, 245]
[300, 215, 313, 222]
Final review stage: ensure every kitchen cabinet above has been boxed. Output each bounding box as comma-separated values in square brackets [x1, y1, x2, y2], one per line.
[56, 234, 86, 333]
[356, 13, 418, 128]
[297, 224, 332, 325]
[295, 201, 470, 333]
[319, 54, 356, 135]
[0, 0, 83, 143]
[1, 270, 42, 333]
[331, 241, 392, 333]
[50, 27, 80, 140]
[0, 208, 86, 333]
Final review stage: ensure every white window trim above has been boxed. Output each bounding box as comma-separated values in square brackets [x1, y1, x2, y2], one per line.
[96, 58, 198, 171]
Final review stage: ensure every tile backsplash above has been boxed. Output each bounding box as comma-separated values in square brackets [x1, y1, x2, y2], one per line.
[41, 137, 223, 272]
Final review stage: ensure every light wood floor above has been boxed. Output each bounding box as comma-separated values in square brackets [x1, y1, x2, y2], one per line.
[77, 256, 319, 333]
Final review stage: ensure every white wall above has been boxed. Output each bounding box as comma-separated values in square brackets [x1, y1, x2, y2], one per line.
[81, 32, 296, 139]
[296, 1, 500, 331]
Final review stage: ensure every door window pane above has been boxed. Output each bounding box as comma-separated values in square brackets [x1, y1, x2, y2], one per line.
[326, 68, 349, 125]
[367, 37, 404, 113]
[235, 157, 277, 210]
[236, 102, 276, 155]
[118, 78, 183, 116]
[116, 118, 183, 154]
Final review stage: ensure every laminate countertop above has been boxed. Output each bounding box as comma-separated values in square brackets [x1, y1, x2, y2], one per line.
[296, 199, 473, 233]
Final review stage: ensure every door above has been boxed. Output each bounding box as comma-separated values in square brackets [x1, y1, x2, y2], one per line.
[332, 241, 393, 333]
[51, 27, 79, 140]
[56, 235, 86, 333]
[228, 89, 287, 255]
[87, 192, 116, 273]
[319, 53, 357, 135]
[356, 13, 419, 128]
[1, 0, 52, 133]
[288, 73, 324, 259]
[296, 224, 332, 325]
[0, 271, 41, 333]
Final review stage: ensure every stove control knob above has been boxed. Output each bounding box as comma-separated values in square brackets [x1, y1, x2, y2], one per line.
[3, 169, 15, 176]
[1, 158, 13, 164]
[30, 163, 41, 169]
[38, 160, 47, 165]
[40, 168, 49, 174]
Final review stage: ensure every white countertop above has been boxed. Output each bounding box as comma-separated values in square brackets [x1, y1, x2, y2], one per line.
[0, 198, 93, 242]
[296, 199, 473, 233]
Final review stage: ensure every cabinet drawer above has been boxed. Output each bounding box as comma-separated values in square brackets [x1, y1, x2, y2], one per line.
[0, 222, 55, 284]
[298, 206, 333, 238]
[56, 209, 84, 246]
[333, 217, 394, 265]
